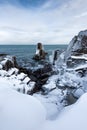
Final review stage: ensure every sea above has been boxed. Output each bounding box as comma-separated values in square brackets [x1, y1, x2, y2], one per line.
[0, 45, 67, 69]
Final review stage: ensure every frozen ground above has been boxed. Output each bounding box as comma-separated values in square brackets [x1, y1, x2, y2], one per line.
[0, 74, 87, 130]
[40, 93, 87, 130]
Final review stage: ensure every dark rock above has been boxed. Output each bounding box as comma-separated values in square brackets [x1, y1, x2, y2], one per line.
[81, 35, 87, 47]
[75, 68, 87, 77]
[66, 57, 86, 68]
[53, 50, 60, 65]
[3, 60, 13, 71]
[27, 63, 53, 94]
[33, 43, 47, 61]
[12, 56, 18, 68]
[66, 93, 77, 105]
[3, 56, 18, 71]
[33, 55, 41, 61]
[33, 64, 52, 78]
[64, 30, 87, 68]
[65, 30, 87, 62]
[18, 67, 32, 76]
[27, 83, 45, 95]
[0, 54, 53, 95]
[0, 54, 7, 57]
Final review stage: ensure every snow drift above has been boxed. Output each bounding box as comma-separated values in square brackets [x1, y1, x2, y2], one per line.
[0, 77, 46, 130]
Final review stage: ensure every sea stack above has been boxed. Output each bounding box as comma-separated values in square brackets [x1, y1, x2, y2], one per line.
[33, 43, 47, 60]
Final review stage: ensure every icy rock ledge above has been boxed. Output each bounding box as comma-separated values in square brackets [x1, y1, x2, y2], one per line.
[0, 54, 35, 93]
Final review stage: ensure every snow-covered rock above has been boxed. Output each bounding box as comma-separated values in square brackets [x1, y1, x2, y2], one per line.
[17, 73, 27, 80]
[1, 55, 18, 70]
[0, 54, 65, 120]
[73, 88, 84, 98]
[65, 30, 87, 59]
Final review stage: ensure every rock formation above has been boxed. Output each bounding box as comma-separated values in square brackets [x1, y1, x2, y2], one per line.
[0, 54, 53, 95]
[33, 43, 47, 60]
[64, 30, 87, 68]
[0, 55, 18, 71]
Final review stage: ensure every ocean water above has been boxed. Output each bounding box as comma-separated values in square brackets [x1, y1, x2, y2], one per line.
[0, 45, 67, 68]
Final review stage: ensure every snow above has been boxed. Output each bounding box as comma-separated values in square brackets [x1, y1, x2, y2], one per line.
[71, 55, 87, 60]
[0, 77, 46, 130]
[0, 70, 8, 77]
[0, 55, 13, 65]
[23, 76, 30, 84]
[74, 64, 87, 70]
[43, 75, 58, 90]
[36, 49, 39, 55]
[0, 48, 87, 130]
[73, 88, 84, 98]
[0, 65, 65, 121]
[40, 93, 87, 130]
[8, 68, 19, 75]
[34, 89, 64, 120]
[0, 68, 35, 94]
[0, 64, 3, 69]
[1, 72, 87, 130]
[17, 73, 27, 80]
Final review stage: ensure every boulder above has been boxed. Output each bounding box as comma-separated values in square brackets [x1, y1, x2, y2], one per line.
[3, 56, 18, 71]
[27, 63, 53, 94]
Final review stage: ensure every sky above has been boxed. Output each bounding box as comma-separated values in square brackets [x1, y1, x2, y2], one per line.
[0, 0, 87, 45]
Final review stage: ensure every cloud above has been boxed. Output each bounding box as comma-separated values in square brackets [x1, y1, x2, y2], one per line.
[0, 0, 87, 44]
[75, 12, 87, 18]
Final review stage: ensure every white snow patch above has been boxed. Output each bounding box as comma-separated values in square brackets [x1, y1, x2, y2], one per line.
[17, 73, 27, 80]
[23, 76, 30, 84]
[0, 77, 46, 130]
[40, 93, 87, 130]
[71, 55, 87, 60]
[73, 88, 84, 98]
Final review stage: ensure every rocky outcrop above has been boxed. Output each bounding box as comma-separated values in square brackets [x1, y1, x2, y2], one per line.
[64, 30, 87, 68]
[52, 30, 87, 104]
[0, 54, 53, 95]
[3, 56, 18, 71]
[27, 63, 53, 95]
[0, 55, 18, 71]
[65, 30, 87, 59]
[33, 43, 47, 61]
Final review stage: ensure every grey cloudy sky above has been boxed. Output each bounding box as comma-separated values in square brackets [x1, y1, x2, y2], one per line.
[0, 0, 87, 44]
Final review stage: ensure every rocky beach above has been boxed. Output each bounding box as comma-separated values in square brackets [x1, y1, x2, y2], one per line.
[1, 30, 87, 129]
